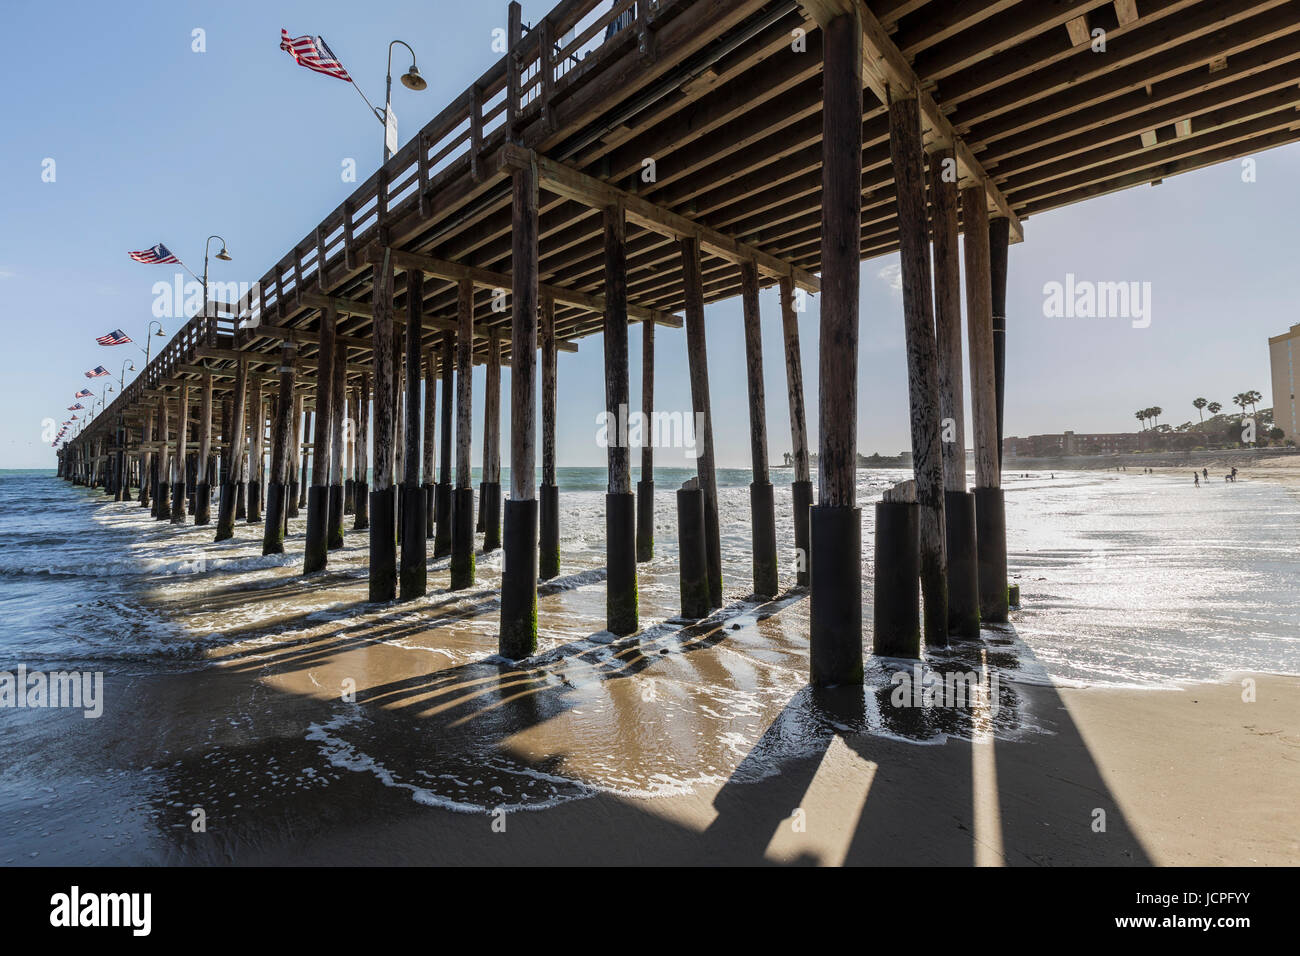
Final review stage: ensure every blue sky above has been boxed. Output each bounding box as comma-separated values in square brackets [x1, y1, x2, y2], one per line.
[2, 0, 1297, 470]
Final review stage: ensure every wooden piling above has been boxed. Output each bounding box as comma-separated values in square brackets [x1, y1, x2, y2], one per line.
[423, 348, 437, 540]
[450, 276, 476, 590]
[194, 371, 213, 524]
[288, 393, 304, 519]
[263, 343, 297, 554]
[353, 374, 370, 530]
[401, 270, 428, 598]
[216, 363, 247, 540]
[604, 205, 637, 634]
[679, 236, 722, 610]
[247, 379, 264, 523]
[140, 408, 154, 509]
[304, 302, 336, 573]
[741, 260, 778, 600]
[434, 333, 455, 559]
[811, 9, 864, 687]
[963, 187, 1008, 623]
[369, 255, 397, 600]
[170, 384, 189, 523]
[888, 93, 948, 651]
[327, 339, 347, 549]
[484, 327, 503, 554]
[931, 148, 980, 637]
[990, 216, 1010, 467]
[778, 276, 811, 587]
[634, 308, 654, 563]
[500, 160, 539, 659]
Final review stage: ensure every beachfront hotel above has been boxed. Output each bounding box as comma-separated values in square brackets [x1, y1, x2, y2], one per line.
[1269, 322, 1300, 440]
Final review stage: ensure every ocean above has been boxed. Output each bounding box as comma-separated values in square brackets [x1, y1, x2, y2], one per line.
[2, 466, 1299, 686]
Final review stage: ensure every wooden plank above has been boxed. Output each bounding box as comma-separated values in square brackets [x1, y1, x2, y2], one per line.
[851, 0, 1024, 241]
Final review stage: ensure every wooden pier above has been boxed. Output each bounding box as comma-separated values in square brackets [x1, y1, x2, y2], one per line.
[62, 0, 1300, 678]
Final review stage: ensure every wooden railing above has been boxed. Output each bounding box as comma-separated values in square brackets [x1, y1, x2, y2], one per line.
[77, 0, 669, 447]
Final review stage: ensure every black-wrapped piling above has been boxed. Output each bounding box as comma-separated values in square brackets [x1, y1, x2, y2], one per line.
[606, 492, 637, 634]
[809, 504, 863, 686]
[538, 482, 559, 580]
[676, 486, 710, 620]
[944, 489, 980, 638]
[499, 498, 538, 659]
[873, 500, 921, 658]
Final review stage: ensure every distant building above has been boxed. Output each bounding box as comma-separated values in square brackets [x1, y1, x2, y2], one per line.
[1003, 430, 1141, 459]
[1269, 323, 1300, 440]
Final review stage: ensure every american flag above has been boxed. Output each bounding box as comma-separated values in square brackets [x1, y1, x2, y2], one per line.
[128, 243, 180, 264]
[84, 365, 110, 378]
[280, 29, 352, 82]
[96, 328, 133, 346]
[74, 388, 92, 398]
[67, 416, 78, 422]
[67, 404, 84, 410]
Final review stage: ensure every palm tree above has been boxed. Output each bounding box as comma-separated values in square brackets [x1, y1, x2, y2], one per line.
[1232, 393, 1248, 416]
[1193, 397, 1207, 422]
[1134, 410, 1147, 430]
[1150, 406, 1163, 427]
[1208, 401, 1222, 416]
[1246, 389, 1262, 415]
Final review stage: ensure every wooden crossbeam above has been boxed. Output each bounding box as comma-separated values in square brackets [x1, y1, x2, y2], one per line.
[505, 145, 822, 293]
[850, 1, 1024, 242]
[369, 246, 680, 332]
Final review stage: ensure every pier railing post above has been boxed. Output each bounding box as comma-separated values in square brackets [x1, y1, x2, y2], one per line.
[604, 204, 637, 635]
[931, 148, 979, 638]
[449, 276, 476, 590]
[963, 187, 1008, 623]
[679, 236, 722, 610]
[402, 270, 430, 597]
[500, 159, 539, 659]
[304, 302, 336, 573]
[741, 259, 778, 600]
[888, 91, 948, 651]
[369, 254, 397, 601]
[811, 9, 864, 686]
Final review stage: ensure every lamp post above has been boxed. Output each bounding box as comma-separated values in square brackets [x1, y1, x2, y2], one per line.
[120, 360, 136, 389]
[143, 320, 166, 366]
[202, 235, 232, 320]
[382, 40, 426, 162]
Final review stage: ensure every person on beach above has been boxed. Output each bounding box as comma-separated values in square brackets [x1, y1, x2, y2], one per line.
[1194, 472, 1200, 487]
[1202, 468, 1209, 481]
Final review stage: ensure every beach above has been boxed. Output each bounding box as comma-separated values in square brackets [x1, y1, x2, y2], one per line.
[1, 467, 1298, 865]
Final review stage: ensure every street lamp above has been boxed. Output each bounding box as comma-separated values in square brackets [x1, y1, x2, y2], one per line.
[143, 320, 166, 366]
[383, 40, 426, 162]
[120, 360, 136, 389]
[202, 235, 232, 319]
